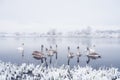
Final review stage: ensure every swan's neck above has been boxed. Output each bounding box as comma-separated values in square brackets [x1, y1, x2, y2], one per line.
[41, 47, 43, 52]
[21, 45, 24, 47]
[55, 47, 57, 51]
[77, 49, 80, 52]
[49, 48, 52, 51]
[87, 50, 90, 55]
[68, 49, 70, 53]
[92, 46, 95, 50]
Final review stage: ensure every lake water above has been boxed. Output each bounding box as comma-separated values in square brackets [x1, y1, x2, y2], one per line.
[0, 37, 120, 69]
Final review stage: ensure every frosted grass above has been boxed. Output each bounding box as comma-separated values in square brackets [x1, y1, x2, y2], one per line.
[0, 61, 120, 80]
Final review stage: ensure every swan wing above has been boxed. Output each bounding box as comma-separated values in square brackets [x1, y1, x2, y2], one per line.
[17, 47, 24, 51]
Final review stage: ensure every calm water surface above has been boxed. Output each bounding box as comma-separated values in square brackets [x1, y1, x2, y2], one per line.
[0, 37, 120, 69]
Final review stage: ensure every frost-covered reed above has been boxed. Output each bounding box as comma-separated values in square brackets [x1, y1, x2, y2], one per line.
[0, 61, 120, 80]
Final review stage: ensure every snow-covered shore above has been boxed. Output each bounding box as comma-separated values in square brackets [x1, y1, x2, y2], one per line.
[0, 61, 120, 80]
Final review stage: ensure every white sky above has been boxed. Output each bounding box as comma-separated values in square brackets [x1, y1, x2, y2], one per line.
[0, 0, 120, 33]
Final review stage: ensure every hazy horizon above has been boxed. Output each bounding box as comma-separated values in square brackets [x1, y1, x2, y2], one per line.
[0, 0, 120, 33]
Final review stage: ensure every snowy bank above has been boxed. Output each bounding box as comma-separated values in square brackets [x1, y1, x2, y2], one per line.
[0, 61, 120, 80]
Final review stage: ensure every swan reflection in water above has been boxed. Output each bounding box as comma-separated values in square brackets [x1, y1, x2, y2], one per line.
[17, 49, 24, 57]
[86, 55, 101, 64]
[22, 51, 24, 57]
[33, 56, 48, 68]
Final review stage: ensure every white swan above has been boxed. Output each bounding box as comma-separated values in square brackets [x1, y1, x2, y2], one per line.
[86, 47, 101, 58]
[89, 45, 96, 53]
[46, 45, 57, 56]
[49, 45, 57, 54]
[76, 46, 81, 57]
[17, 43, 24, 51]
[67, 46, 74, 58]
[46, 48, 54, 56]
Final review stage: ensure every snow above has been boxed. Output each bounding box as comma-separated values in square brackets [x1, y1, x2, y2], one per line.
[0, 61, 120, 80]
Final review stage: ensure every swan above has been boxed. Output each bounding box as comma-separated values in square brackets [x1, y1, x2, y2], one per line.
[17, 43, 24, 51]
[32, 45, 44, 55]
[86, 47, 101, 58]
[32, 45, 45, 59]
[76, 46, 81, 57]
[33, 51, 46, 63]
[67, 46, 74, 65]
[86, 54, 101, 64]
[46, 45, 57, 56]
[88, 44, 96, 53]
[67, 46, 74, 58]
[33, 53, 45, 59]
[76, 46, 81, 63]
[46, 48, 54, 56]
[49, 45, 57, 54]
[45, 48, 54, 64]
[33, 53, 46, 63]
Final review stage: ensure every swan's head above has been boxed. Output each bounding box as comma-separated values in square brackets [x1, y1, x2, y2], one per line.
[22, 43, 24, 45]
[41, 45, 44, 48]
[56, 45, 57, 48]
[44, 57, 47, 61]
[93, 44, 96, 47]
[68, 46, 70, 50]
[50, 46, 52, 49]
[98, 55, 101, 58]
[87, 47, 89, 51]
[46, 48, 48, 51]
[77, 46, 79, 49]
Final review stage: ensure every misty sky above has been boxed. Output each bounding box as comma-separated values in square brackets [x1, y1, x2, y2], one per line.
[0, 0, 120, 33]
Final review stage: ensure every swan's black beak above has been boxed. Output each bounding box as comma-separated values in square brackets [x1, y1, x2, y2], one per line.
[98, 56, 101, 58]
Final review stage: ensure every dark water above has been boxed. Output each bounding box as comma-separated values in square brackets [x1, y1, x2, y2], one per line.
[0, 37, 120, 69]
